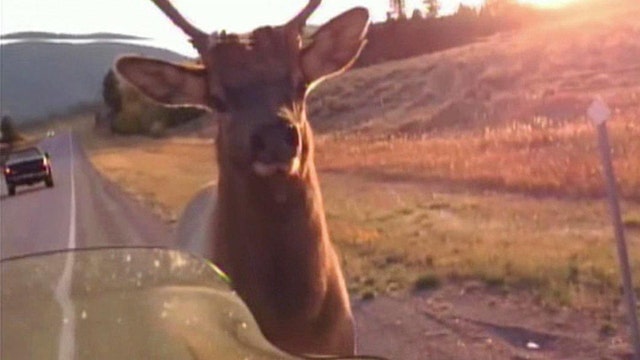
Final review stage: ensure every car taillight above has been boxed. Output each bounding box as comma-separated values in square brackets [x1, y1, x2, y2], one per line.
[3, 167, 11, 175]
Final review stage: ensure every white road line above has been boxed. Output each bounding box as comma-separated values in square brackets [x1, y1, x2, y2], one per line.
[54, 132, 77, 359]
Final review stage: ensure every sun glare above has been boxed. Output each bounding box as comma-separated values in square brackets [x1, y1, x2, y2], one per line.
[518, 0, 580, 8]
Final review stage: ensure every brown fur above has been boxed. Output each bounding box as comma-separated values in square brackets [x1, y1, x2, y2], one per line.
[212, 115, 354, 355]
[115, 2, 369, 356]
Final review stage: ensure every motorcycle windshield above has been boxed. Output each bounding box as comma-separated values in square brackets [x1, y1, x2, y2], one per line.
[1, 247, 298, 360]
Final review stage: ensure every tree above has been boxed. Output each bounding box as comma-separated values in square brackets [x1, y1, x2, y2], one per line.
[411, 9, 423, 20]
[423, 0, 440, 18]
[102, 69, 122, 113]
[0, 116, 25, 144]
[482, 0, 516, 16]
[0, 115, 25, 165]
[389, 0, 407, 19]
[454, 3, 478, 19]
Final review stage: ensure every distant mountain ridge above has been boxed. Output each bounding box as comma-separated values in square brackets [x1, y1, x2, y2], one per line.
[0, 37, 188, 122]
[1, 32, 147, 40]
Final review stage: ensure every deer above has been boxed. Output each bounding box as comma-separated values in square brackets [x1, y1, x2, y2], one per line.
[114, 0, 369, 357]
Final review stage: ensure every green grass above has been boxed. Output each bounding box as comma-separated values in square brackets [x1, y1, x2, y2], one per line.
[321, 171, 640, 308]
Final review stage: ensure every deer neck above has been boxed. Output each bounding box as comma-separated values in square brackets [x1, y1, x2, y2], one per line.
[212, 161, 331, 320]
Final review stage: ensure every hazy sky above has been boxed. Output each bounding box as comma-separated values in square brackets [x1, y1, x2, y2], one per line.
[0, 0, 489, 54]
[0, 0, 563, 56]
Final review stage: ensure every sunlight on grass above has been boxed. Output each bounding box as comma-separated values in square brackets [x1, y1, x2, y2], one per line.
[316, 113, 640, 199]
[519, 0, 580, 9]
[84, 132, 216, 221]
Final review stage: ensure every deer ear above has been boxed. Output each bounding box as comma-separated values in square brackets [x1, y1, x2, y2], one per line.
[300, 7, 369, 88]
[115, 56, 210, 109]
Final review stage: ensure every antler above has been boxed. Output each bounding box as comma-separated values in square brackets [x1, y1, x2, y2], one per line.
[286, 0, 321, 32]
[151, 0, 208, 52]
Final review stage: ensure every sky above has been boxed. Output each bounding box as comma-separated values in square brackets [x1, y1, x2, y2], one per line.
[0, 0, 567, 57]
[0, 0, 488, 56]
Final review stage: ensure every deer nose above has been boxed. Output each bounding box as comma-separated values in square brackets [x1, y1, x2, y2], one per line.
[251, 122, 300, 164]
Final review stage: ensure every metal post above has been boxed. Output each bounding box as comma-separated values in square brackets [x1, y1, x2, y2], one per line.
[596, 122, 640, 360]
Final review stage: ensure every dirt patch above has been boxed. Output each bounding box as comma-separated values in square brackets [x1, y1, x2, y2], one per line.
[355, 284, 632, 360]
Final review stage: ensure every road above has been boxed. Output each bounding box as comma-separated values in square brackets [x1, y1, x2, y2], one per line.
[0, 130, 172, 259]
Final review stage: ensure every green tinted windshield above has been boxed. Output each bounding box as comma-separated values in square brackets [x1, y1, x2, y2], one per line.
[1, 248, 296, 360]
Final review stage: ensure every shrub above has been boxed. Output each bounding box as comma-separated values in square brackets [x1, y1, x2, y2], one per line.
[111, 83, 206, 136]
[167, 107, 207, 127]
[109, 68, 206, 136]
[413, 273, 441, 291]
[102, 69, 122, 113]
[111, 84, 146, 134]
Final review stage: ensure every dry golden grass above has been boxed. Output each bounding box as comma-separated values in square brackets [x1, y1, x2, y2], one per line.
[84, 132, 216, 220]
[316, 112, 640, 200]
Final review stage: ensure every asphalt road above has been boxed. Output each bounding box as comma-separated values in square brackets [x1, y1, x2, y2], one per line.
[0, 130, 303, 360]
[0, 130, 173, 259]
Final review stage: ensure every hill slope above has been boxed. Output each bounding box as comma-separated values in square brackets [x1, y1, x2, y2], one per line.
[1, 32, 146, 40]
[306, 1, 640, 135]
[0, 41, 188, 122]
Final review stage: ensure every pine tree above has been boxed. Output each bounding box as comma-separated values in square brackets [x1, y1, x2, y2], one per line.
[423, 0, 440, 18]
[390, 0, 407, 19]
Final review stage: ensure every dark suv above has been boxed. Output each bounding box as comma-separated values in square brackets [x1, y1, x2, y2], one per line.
[3, 146, 54, 196]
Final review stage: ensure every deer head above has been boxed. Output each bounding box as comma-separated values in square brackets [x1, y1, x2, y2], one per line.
[115, 1, 369, 356]
[116, 0, 368, 184]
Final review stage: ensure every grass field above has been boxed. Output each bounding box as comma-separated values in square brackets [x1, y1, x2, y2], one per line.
[83, 0, 640, 310]
[84, 116, 640, 309]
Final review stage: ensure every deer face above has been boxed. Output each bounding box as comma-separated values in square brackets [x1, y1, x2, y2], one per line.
[208, 30, 306, 178]
[115, 0, 368, 179]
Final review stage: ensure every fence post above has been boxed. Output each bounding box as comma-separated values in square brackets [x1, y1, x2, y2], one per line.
[588, 98, 640, 360]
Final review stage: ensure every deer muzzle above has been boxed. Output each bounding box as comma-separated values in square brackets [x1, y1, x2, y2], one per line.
[250, 122, 301, 177]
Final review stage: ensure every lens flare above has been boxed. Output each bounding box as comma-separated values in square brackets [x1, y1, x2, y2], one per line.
[518, 0, 580, 8]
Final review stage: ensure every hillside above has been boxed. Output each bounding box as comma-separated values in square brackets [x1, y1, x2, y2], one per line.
[1, 32, 146, 40]
[0, 40, 188, 122]
[306, 0, 640, 135]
